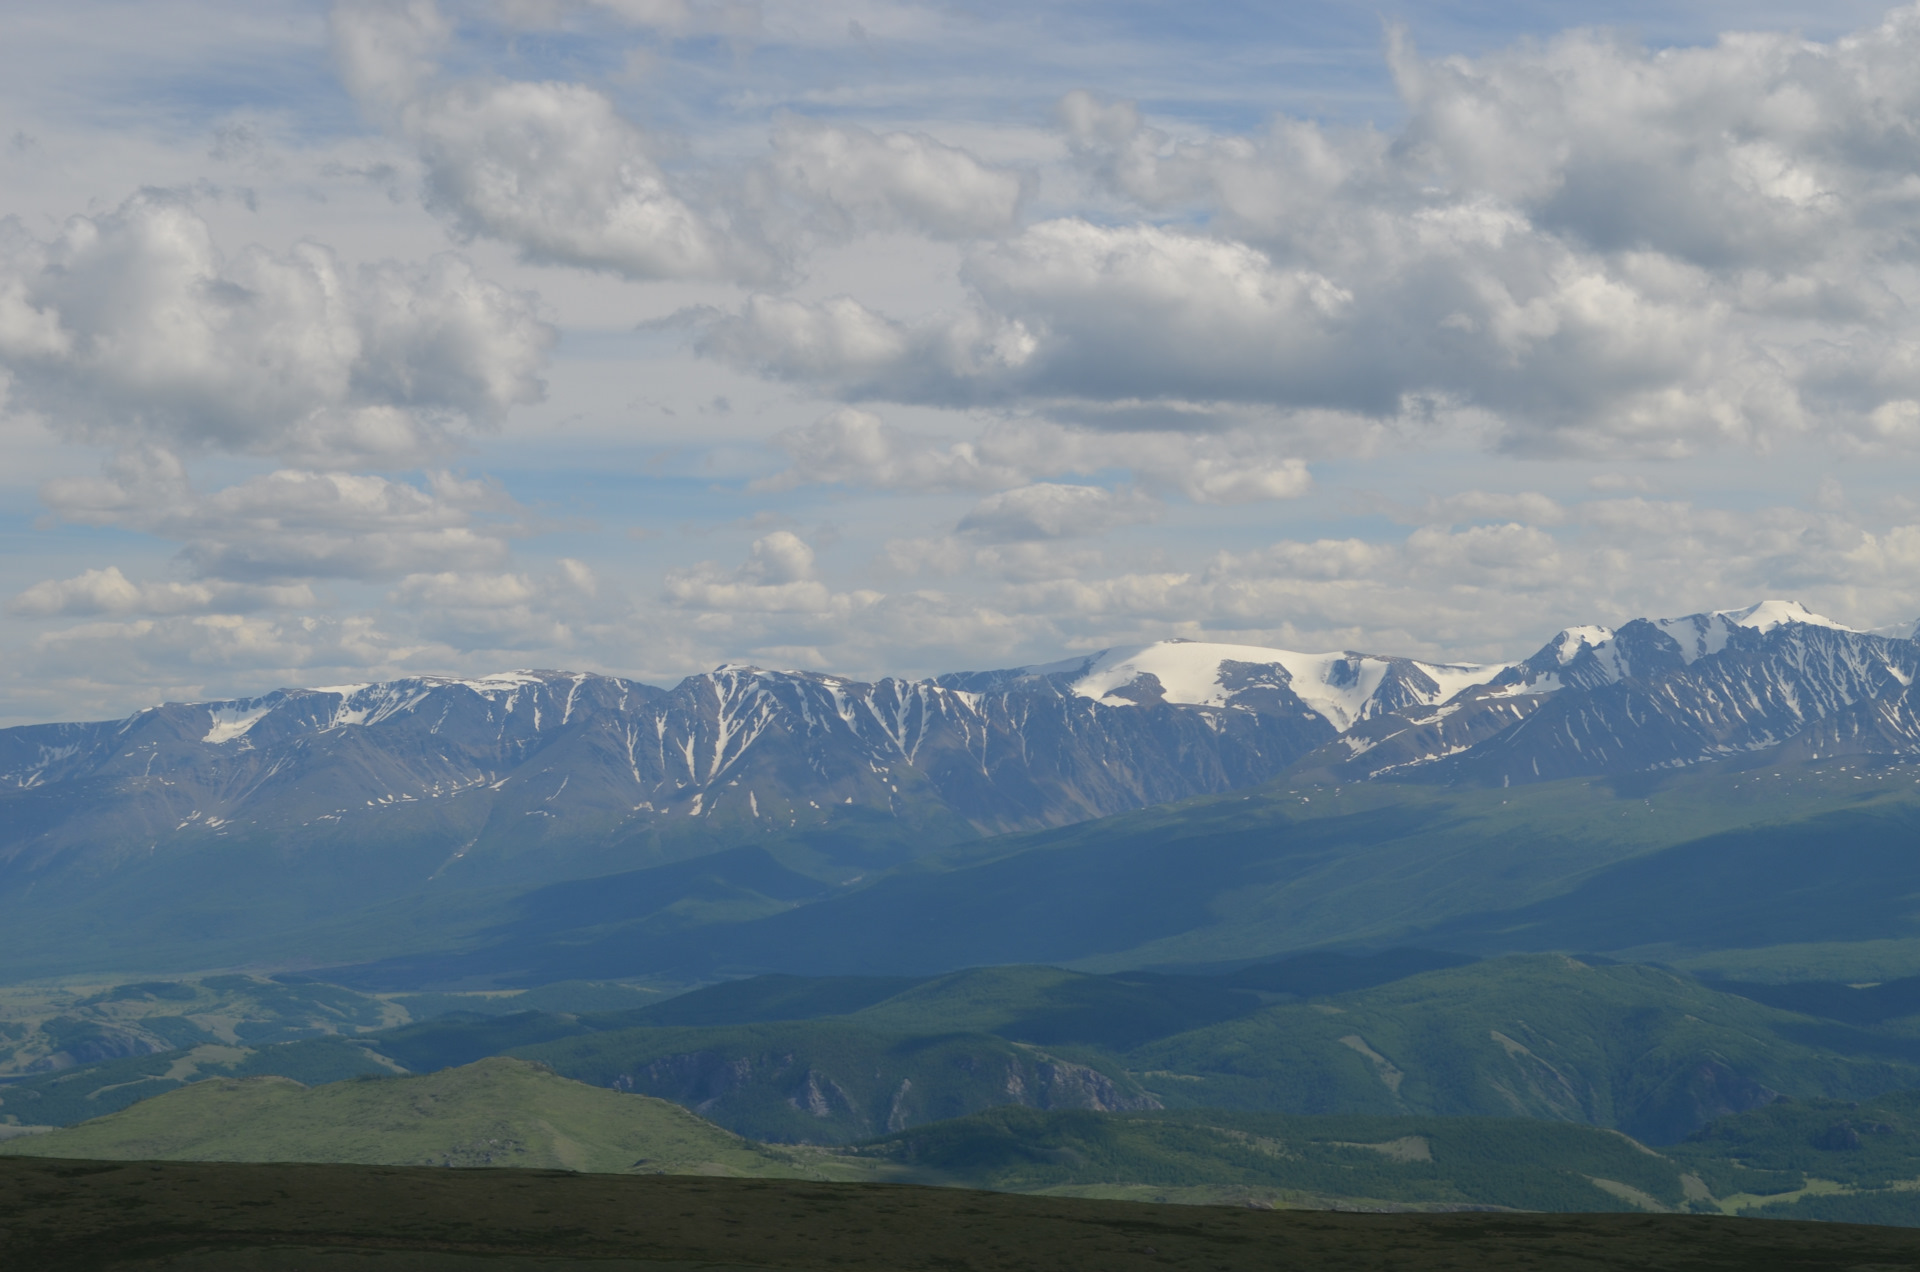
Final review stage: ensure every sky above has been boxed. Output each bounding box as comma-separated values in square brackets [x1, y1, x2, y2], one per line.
[4, 0, 1920, 723]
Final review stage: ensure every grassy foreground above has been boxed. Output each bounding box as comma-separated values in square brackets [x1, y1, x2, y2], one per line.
[7, 1156, 1920, 1271]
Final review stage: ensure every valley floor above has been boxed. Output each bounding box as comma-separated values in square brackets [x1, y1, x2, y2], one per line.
[7, 1156, 1920, 1272]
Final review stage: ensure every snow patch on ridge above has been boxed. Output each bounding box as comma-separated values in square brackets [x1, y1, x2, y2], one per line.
[449, 671, 548, 692]
[1420, 662, 1510, 704]
[202, 701, 274, 744]
[1657, 600, 1849, 665]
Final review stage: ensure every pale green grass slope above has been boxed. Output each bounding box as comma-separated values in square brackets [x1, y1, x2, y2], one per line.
[0, 1056, 810, 1177]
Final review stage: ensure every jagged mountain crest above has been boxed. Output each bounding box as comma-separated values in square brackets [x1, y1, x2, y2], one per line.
[1317, 602, 1915, 784]
[6, 600, 1919, 894]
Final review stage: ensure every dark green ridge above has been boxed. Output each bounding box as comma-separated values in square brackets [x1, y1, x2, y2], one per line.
[314, 756, 1920, 990]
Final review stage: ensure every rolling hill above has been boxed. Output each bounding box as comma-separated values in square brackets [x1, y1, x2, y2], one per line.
[0, 1056, 808, 1176]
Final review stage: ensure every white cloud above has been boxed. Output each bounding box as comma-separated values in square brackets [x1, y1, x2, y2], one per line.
[25, 612, 433, 683]
[702, 215, 1763, 454]
[699, 9, 1920, 459]
[756, 408, 1000, 491]
[664, 530, 879, 615]
[699, 292, 929, 381]
[329, 0, 448, 107]
[6, 567, 316, 618]
[21, 0, 1920, 723]
[385, 568, 589, 649]
[760, 116, 1028, 242]
[757, 410, 1310, 504]
[956, 483, 1155, 542]
[411, 77, 760, 280]
[388, 570, 538, 609]
[0, 192, 550, 466]
[332, 2, 1027, 279]
[333, 0, 759, 281]
[651, 491, 1920, 677]
[41, 449, 518, 584]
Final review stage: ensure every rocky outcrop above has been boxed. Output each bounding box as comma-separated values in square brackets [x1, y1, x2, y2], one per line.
[597, 1037, 1156, 1143]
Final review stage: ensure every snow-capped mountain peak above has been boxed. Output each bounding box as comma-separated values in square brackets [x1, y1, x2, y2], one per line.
[1064, 639, 1507, 733]
[1717, 599, 1848, 633]
[1551, 626, 1615, 666]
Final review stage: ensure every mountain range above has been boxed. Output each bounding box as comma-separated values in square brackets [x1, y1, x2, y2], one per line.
[6, 599, 1920, 982]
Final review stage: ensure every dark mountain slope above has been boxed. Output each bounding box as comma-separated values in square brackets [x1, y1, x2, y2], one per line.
[322, 757, 1916, 987]
[1421, 792, 1920, 956]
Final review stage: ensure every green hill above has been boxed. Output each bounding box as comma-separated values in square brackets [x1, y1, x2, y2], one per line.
[0, 1056, 811, 1176]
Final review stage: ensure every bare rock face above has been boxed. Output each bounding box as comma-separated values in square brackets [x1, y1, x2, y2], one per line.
[1026, 1057, 1162, 1113]
[594, 1035, 1156, 1143]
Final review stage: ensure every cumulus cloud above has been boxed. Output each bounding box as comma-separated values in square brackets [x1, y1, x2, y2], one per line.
[9, 553, 604, 718]
[956, 483, 1155, 542]
[759, 116, 1028, 242]
[332, 0, 759, 280]
[664, 530, 880, 616]
[7, 568, 316, 619]
[331, 1, 1027, 279]
[0, 192, 549, 466]
[757, 409, 1312, 505]
[701, 215, 1760, 454]
[23, 611, 440, 692]
[385, 562, 600, 649]
[411, 77, 760, 280]
[697, 9, 1920, 459]
[970, 495, 1920, 661]
[41, 449, 518, 584]
[676, 489, 1920, 677]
